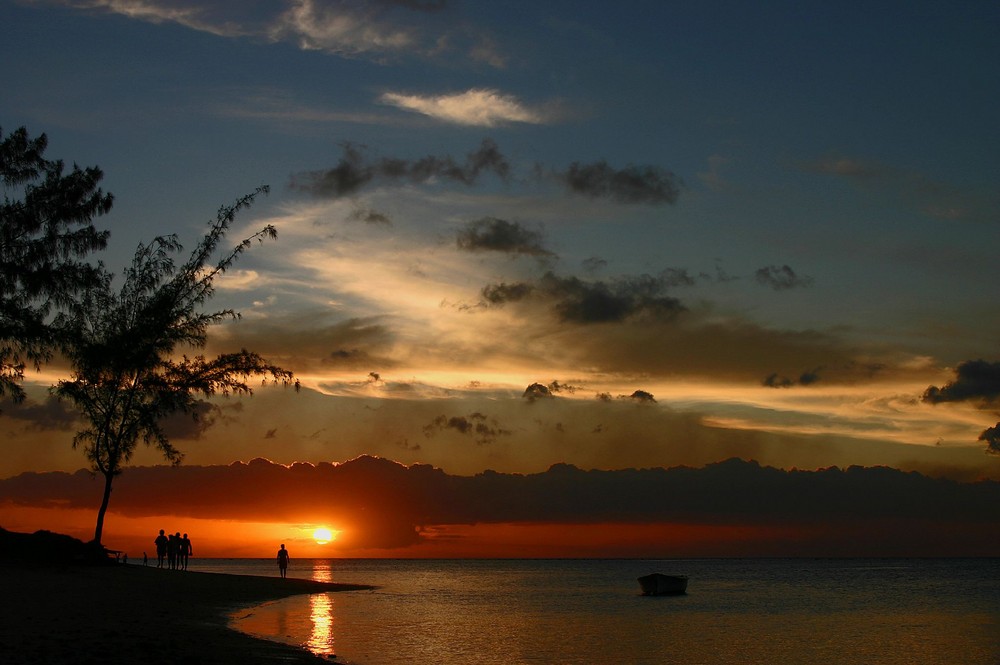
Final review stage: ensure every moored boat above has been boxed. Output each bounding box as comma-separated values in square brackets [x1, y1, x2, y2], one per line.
[638, 573, 688, 595]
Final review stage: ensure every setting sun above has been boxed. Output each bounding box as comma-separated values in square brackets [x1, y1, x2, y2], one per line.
[312, 528, 334, 545]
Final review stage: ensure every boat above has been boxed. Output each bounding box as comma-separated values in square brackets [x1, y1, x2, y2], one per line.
[638, 573, 688, 595]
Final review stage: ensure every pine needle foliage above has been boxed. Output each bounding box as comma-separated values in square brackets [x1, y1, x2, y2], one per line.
[55, 187, 296, 543]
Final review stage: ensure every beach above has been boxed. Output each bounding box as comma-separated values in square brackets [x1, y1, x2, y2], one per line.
[0, 561, 372, 664]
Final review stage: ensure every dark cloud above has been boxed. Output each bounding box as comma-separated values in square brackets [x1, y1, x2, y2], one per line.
[158, 400, 217, 440]
[979, 424, 1000, 455]
[763, 368, 822, 388]
[523, 383, 553, 402]
[481, 281, 535, 305]
[290, 139, 510, 198]
[582, 256, 607, 273]
[547, 380, 578, 394]
[626, 390, 656, 403]
[348, 207, 393, 225]
[480, 271, 685, 324]
[0, 396, 78, 431]
[456, 217, 554, 257]
[755, 265, 814, 290]
[3, 456, 998, 554]
[923, 360, 1000, 405]
[557, 160, 681, 205]
[422, 412, 511, 444]
[291, 140, 683, 206]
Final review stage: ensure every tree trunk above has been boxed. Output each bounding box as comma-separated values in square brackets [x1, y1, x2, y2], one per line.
[93, 471, 114, 545]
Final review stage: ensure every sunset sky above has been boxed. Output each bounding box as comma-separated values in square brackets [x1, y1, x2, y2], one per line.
[2, 0, 999, 558]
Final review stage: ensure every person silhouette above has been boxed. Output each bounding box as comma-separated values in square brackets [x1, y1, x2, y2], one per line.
[180, 533, 192, 570]
[154, 530, 168, 568]
[167, 532, 179, 570]
[143, 551, 148, 566]
[277, 544, 289, 579]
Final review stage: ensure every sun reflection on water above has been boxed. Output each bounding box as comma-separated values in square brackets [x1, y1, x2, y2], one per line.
[312, 561, 333, 583]
[306, 593, 335, 657]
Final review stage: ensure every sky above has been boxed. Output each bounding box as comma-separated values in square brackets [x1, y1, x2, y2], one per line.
[1, 0, 999, 558]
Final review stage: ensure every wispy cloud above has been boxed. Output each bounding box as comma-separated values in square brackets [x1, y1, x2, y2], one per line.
[801, 154, 997, 223]
[379, 88, 551, 126]
[43, 0, 506, 65]
[44, 0, 263, 38]
[214, 89, 399, 126]
[272, 0, 418, 55]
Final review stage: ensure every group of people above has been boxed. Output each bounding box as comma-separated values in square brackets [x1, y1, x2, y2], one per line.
[147, 531, 290, 579]
[153, 530, 193, 570]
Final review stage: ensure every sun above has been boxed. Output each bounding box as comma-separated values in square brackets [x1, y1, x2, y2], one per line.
[312, 527, 334, 545]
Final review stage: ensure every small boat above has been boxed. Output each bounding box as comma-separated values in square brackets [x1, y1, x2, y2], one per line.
[638, 573, 688, 596]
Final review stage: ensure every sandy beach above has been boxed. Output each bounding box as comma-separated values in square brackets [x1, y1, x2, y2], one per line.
[0, 561, 373, 664]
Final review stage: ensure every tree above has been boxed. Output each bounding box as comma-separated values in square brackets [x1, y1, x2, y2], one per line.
[55, 186, 296, 545]
[1, 125, 113, 402]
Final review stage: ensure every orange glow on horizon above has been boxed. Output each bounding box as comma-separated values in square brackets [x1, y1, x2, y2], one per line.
[4, 503, 995, 559]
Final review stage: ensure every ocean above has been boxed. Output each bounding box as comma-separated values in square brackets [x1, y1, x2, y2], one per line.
[189, 558, 1000, 665]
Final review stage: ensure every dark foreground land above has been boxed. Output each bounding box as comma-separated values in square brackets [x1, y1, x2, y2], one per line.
[0, 529, 373, 664]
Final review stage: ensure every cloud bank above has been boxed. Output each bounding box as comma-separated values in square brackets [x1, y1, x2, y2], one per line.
[2, 456, 997, 553]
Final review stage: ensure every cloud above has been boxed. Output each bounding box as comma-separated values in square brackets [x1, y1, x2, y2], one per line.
[923, 360, 1000, 405]
[291, 139, 685, 206]
[47, 0, 503, 67]
[209, 313, 399, 374]
[582, 256, 607, 274]
[3, 456, 998, 553]
[755, 265, 814, 290]
[347, 206, 393, 225]
[800, 154, 995, 223]
[456, 218, 554, 257]
[555, 160, 681, 205]
[422, 412, 512, 444]
[380, 89, 550, 126]
[763, 368, 822, 388]
[626, 390, 656, 403]
[274, 0, 418, 54]
[979, 424, 1000, 455]
[522, 383, 553, 402]
[158, 400, 218, 441]
[49, 0, 259, 38]
[290, 139, 510, 198]
[480, 271, 685, 324]
[0, 396, 78, 431]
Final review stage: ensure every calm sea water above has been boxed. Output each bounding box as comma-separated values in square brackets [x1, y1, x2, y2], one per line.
[190, 558, 1000, 665]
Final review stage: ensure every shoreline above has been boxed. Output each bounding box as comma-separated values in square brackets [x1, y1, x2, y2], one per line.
[0, 562, 374, 664]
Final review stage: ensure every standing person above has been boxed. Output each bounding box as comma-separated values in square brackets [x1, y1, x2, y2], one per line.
[154, 530, 168, 568]
[276, 544, 289, 579]
[180, 533, 192, 571]
[167, 532, 178, 570]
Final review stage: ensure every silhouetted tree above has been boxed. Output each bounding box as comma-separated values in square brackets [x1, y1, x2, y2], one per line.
[1, 125, 113, 402]
[55, 187, 295, 544]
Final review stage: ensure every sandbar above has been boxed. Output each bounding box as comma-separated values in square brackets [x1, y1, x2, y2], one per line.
[0, 561, 373, 664]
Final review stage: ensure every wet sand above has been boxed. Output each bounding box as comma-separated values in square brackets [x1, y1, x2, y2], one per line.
[0, 562, 373, 664]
